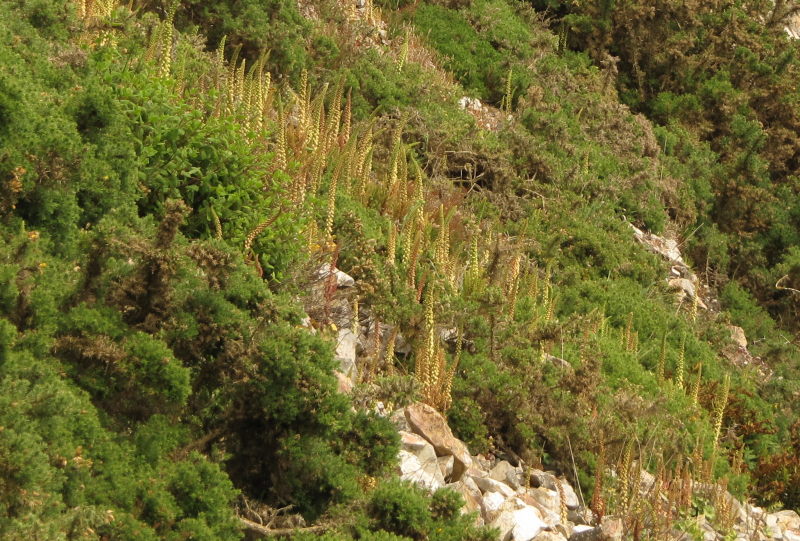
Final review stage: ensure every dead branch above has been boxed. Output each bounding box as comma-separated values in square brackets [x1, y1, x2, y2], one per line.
[239, 517, 328, 538]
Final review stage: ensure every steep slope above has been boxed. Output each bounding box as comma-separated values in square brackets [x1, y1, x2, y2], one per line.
[0, 0, 798, 539]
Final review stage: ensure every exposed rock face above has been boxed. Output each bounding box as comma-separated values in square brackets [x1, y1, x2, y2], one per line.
[335, 327, 358, 379]
[404, 402, 473, 480]
[729, 325, 748, 349]
[668, 277, 707, 308]
[488, 498, 548, 541]
[316, 263, 355, 288]
[558, 480, 580, 510]
[630, 223, 685, 265]
[482, 491, 508, 523]
[398, 429, 446, 492]
[458, 96, 505, 131]
[447, 479, 484, 524]
[536, 532, 569, 541]
[768, 510, 800, 540]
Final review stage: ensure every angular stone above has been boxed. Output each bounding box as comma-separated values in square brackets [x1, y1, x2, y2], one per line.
[400, 431, 436, 460]
[335, 328, 358, 379]
[529, 470, 558, 491]
[568, 508, 593, 525]
[569, 517, 623, 541]
[473, 475, 517, 498]
[446, 481, 483, 525]
[389, 409, 410, 432]
[729, 325, 748, 349]
[316, 263, 355, 288]
[511, 506, 548, 541]
[668, 278, 705, 306]
[481, 491, 507, 523]
[630, 223, 685, 264]
[520, 488, 560, 526]
[639, 468, 656, 493]
[526, 487, 561, 515]
[784, 529, 800, 541]
[475, 454, 494, 471]
[490, 509, 518, 541]
[558, 479, 580, 510]
[397, 449, 445, 492]
[405, 402, 473, 481]
[773, 510, 800, 532]
[490, 460, 522, 490]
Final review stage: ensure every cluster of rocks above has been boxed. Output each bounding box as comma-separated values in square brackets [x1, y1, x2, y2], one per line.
[458, 96, 507, 131]
[392, 402, 610, 541]
[766, 510, 800, 541]
[629, 223, 774, 379]
[629, 223, 710, 310]
[389, 400, 800, 541]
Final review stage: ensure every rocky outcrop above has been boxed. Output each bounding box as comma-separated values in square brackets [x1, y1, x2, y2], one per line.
[396, 402, 578, 541]
[392, 401, 797, 541]
[458, 96, 506, 131]
[404, 402, 473, 481]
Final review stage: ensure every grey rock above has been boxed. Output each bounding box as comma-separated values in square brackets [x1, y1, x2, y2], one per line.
[729, 325, 748, 349]
[481, 491, 508, 523]
[529, 470, 558, 491]
[558, 479, 580, 510]
[446, 480, 484, 526]
[534, 533, 568, 541]
[490, 460, 522, 490]
[772, 510, 800, 532]
[568, 508, 593, 526]
[316, 263, 355, 288]
[569, 517, 623, 541]
[511, 506, 548, 541]
[784, 529, 800, 541]
[335, 328, 358, 379]
[473, 475, 517, 498]
[398, 449, 445, 492]
[390, 408, 410, 431]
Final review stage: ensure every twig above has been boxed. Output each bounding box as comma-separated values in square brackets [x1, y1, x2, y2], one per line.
[776, 274, 800, 295]
[567, 434, 586, 509]
[238, 517, 327, 538]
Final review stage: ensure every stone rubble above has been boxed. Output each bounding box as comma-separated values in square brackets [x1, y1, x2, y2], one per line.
[458, 96, 507, 131]
[392, 400, 797, 541]
[629, 223, 773, 380]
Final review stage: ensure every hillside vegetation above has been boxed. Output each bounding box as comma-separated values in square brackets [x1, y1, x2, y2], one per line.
[0, 0, 799, 539]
